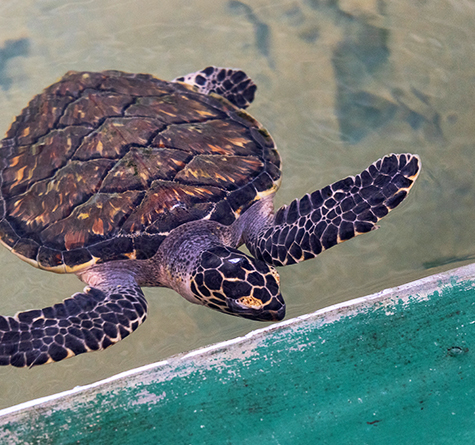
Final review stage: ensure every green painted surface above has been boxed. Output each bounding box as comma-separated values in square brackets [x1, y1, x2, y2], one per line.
[1, 265, 475, 444]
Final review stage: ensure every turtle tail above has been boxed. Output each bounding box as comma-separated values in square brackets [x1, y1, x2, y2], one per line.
[0, 283, 148, 367]
[247, 153, 421, 267]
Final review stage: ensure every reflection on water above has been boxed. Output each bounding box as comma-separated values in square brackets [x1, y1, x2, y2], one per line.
[0, 38, 29, 90]
[0, 0, 474, 410]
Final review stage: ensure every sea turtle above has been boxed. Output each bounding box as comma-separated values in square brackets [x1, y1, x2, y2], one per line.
[0, 67, 420, 367]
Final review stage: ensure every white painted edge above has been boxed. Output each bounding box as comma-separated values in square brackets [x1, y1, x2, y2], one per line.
[1, 262, 474, 419]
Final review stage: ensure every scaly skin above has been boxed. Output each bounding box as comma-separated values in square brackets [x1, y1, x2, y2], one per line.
[246, 153, 421, 266]
[0, 281, 147, 367]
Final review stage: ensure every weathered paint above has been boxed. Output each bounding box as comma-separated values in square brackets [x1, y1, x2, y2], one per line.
[1, 264, 475, 444]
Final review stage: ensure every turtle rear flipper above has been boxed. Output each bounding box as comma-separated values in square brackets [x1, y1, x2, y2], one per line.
[246, 153, 421, 266]
[173, 66, 257, 109]
[0, 280, 147, 367]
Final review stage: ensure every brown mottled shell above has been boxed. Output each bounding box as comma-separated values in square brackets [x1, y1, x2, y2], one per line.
[0, 71, 281, 273]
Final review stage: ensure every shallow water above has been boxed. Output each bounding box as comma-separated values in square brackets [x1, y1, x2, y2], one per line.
[0, 0, 474, 410]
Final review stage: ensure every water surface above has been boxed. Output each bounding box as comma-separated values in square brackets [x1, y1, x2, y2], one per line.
[0, 0, 474, 409]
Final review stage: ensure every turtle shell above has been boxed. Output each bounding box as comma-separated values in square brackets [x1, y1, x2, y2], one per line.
[0, 70, 281, 273]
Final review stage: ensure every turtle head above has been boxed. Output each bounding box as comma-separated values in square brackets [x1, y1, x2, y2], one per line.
[189, 246, 285, 321]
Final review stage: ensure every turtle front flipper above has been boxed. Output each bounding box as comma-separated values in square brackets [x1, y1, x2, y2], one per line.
[0, 282, 147, 367]
[173, 66, 257, 109]
[246, 153, 421, 266]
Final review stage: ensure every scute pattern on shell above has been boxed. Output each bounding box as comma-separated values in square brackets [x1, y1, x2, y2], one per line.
[0, 71, 281, 272]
